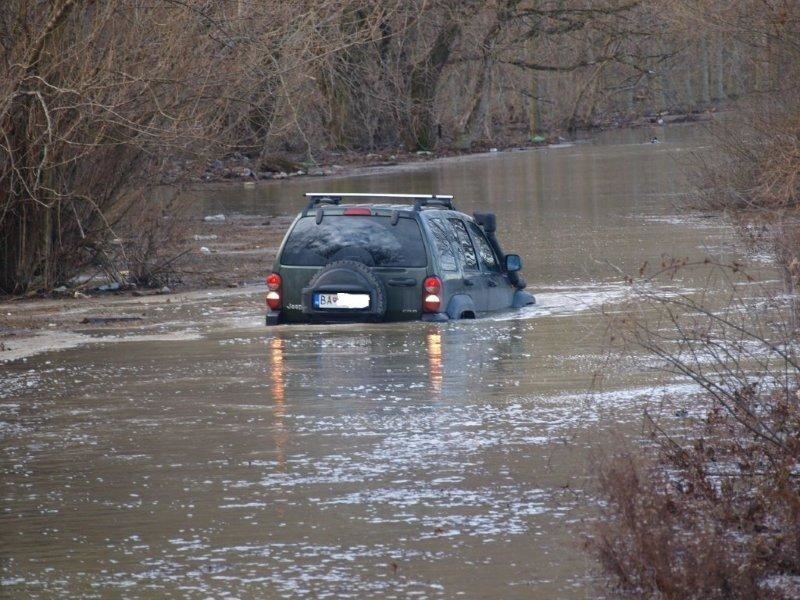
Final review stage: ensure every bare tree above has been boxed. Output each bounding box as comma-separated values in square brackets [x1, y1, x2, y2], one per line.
[0, 0, 390, 292]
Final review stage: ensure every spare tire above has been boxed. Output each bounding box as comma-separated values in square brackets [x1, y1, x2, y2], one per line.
[301, 260, 387, 321]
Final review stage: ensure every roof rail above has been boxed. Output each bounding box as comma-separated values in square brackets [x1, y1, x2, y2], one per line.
[303, 192, 455, 214]
[304, 192, 453, 200]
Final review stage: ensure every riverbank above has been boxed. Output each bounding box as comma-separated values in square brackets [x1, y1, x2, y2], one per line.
[0, 212, 287, 359]
[196, 110, 712, 184]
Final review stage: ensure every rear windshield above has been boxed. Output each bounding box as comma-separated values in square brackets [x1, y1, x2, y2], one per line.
[280, 215, 427, 267]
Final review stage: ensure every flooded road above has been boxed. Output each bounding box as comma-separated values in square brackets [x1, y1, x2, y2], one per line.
[2, 125, 742, 597]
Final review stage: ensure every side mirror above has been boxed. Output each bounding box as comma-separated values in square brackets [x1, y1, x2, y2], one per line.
[505, 254, 522, 272]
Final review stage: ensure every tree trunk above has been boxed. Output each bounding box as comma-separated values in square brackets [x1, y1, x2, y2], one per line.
[455, 46, 495, 151]
[684, 55, 694, 112]
[714, 36, 725, 101]
[700, 37, 711, 105]
[403, 23, 460, 151]
[725, 42, 741, 98]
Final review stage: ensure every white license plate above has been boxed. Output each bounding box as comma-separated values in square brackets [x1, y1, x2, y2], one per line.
[314, 292, 370, 310]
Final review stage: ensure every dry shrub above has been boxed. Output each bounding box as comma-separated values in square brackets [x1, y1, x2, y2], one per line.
[51, 187, 195, 290]
[594, 401, 800, 599]
[692, 98, 800, 212]
[593, 451, 754, 598]
[690, 98, 800, 323]
[681, 0, 800, 214]
[593, 6, 800, 586]
[0, 1, 239, 293]
[118, 193, 195, 289]
[591, 262, 800, 598]
[0, 1, 398, 294]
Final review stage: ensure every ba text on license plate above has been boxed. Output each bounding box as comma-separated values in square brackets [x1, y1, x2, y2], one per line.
[315, 293, 370, 309]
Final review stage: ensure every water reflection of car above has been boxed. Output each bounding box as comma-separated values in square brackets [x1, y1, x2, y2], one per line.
[265, 192, 535, 325]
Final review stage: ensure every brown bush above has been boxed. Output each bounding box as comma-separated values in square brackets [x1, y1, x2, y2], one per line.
[0, 1, 239, 292]
[0, 1, 393, 294]
[691, 98, 800, 213]
[592, 8, 800, 575]
[591, 262, 800, 599]
[118, 193, 195, 289]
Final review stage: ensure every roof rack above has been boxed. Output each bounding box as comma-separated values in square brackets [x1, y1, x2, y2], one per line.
[412, 197, 455, 211]
[304, 194, 342, 212]
[304, 192, 455, 212]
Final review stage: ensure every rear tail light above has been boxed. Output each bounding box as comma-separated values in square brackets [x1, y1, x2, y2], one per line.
[422, 276, 442, 313]
[266, 273, 282, 310]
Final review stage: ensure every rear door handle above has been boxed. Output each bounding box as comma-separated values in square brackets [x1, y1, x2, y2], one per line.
[487, 279, 498, 287]
[387, 277, 416, 287]
[463, 278, 475, 287]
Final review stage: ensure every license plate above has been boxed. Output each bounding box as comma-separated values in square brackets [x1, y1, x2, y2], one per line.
[314, 292, 370, 310]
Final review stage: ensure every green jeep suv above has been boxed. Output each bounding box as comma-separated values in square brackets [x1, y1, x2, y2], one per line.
[265, 193, 535, 325]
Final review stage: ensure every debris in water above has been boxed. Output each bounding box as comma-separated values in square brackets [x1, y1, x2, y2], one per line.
[80, 316, 143, 324]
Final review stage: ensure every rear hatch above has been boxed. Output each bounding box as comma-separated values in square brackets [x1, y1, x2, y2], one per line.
[277, 209, 429, 322]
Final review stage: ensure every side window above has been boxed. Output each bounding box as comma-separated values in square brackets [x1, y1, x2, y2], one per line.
[467, 222, 500, 272]
[428, 218, 458, 271]
[449, 218, 478, 271]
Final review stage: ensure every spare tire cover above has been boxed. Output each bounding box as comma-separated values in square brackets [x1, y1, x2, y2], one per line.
[302, 260, 387, 318]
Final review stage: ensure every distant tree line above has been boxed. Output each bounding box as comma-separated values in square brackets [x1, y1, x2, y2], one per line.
[0, 0, 796, 292]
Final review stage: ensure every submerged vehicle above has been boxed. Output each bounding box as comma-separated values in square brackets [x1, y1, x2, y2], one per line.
[265, 193, 534, 325]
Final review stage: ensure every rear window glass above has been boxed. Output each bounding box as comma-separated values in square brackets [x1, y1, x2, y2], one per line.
[281, 215, 427, 267]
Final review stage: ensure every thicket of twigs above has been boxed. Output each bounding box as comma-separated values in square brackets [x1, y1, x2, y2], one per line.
[0, 1, 395, 293]
[592, 261, 800, 598]
[693, 98, 800, 213]
[0, 1, 272, 292]
[590, 3, 800, 597]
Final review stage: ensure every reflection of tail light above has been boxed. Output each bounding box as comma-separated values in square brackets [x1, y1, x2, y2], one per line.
[426, 329, 443, 394]
[269, 338, 287, 473]
[266, 273, 282, 310]
[270, 338, 285, 406]
[422, 276, 442, 313]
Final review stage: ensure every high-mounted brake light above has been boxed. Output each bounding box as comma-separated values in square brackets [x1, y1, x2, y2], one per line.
[343, 207, 372, 216]
[422, 276, 442, 313]
[266, 273, 282, 310]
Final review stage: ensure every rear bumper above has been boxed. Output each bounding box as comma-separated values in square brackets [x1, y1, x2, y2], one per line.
[421, 312, 450, 322]
[266, 310, 281, 326]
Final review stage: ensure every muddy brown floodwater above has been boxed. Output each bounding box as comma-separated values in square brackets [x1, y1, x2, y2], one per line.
[2, 124, 750, 597]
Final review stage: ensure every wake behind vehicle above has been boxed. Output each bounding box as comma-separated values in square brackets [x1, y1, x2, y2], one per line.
[265, 193, 534, 325]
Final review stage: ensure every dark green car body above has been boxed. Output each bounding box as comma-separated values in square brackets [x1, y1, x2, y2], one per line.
[265, 194, 534, 325]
